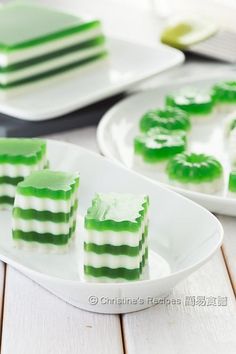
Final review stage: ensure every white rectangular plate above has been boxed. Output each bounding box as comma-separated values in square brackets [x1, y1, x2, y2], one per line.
[97, 74, 236, 217]
[0, 37, 183, 121]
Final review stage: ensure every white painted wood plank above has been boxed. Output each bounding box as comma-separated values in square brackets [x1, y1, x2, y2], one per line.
[1, 267, 123, 354]
[219, 215, 236, 293]
[122, 252, 236, 354]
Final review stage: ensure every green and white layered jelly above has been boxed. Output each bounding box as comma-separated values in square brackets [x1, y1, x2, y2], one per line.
[0, 2, 107, 95]
[166, 153, 223, 193]
[134, 128, 186, 171]
[84, 193, 149, 282]
[12, 170, 79, 253]
[166, 89, 215, 120]
[0, 138, 47, 209]
[212, 81, 236, 113]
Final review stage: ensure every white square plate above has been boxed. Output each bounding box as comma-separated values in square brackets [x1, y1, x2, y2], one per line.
[0, 37, 183, 121]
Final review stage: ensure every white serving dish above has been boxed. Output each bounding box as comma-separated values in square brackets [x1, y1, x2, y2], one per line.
[0, 140, 223, 313]
[0, 37, 183, 120]
[97, 75, 236, 217]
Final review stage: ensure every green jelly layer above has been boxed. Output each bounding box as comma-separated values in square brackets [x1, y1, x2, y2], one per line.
[228, 171, 236, 192]
[13, 200, 78, 223]
[166, 90, 214, 115]
[167, 153, 223, 183]
[0, 138, 46, 165]
[17, 170, 79, 200]
[140, 248, 148, 272]
[84, 248, 148, 281]
[0, 36, 106, 73]
[0, 176, 24, 185]
[0, 196, 14, 205]
[84, 226, 148, 256]
[0, 52, 107, 89]
[134, 129, 186, 163]
[85, 193, 149, 232]
[140, 107, 190, 133]
[12, 222, 76, 245]
[212, 82, 236, 103]
[84, 265, 140, 281]
[0, 3, 101, 52]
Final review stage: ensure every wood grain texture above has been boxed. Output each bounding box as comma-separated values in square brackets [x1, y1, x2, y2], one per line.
[122, 252, 236, 354]
[219, 215, 236, 294]
[1, 267, 123, 354]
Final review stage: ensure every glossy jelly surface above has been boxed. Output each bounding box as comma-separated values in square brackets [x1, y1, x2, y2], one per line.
[140, 107, 190, 132]
[167, 153, 223, 183]
[0, 3, 100, 51]
[0, 138, 46, 164]
[229, 171, 236, 192]
[166, 90, 214, 115]
[212, 81, 236, 103]
[85, 193, 149, 232]
[134, 130, 186, 163]
[16, 170, 79, 199]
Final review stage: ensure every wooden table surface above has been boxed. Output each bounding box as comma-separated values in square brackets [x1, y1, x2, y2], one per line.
[0, 127, 235, 354]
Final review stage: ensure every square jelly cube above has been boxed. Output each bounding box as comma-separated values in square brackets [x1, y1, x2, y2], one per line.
[84, 193, 149, 282]
[0, 138, 47, 209]
[12, 170, 79, 253]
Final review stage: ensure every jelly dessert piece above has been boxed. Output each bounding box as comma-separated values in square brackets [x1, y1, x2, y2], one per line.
[166, 89, 214, 116]
[212, 82, 236, 105]
[0, 138, 47, 209]
[228, 127, 236, 166]
[0, 2, 107, 93]
[0, 2, 103, 65]
[12, 170, 79, 252]
[134, 128, 186, 163]
[212, 82, 236, 113]
[84, 193, 149, 282]
[166, 153, 223, 193]
[140, 107, 191, 133]
[228, 171, 236, 193]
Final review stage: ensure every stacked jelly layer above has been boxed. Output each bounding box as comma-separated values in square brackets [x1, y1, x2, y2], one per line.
[12, 170, 79, 251]
[0, 138, 47, 209]
[0, 2, 107, 92]
[84, 193, 149, 281]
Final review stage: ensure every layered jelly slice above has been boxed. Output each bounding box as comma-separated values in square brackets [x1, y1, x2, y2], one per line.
[0, 138, 47, 208]
[12, 170, 79, 252]
[0, 2, 107, 91]
[84, 193, 149, 282]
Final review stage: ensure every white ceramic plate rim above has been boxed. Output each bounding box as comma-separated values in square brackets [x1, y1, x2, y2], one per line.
[0, 140, 223, 288]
